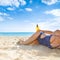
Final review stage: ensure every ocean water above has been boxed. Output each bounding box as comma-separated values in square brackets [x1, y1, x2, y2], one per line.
[0, 32, 34, 36]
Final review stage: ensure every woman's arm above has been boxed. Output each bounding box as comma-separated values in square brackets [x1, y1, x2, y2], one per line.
[40, 30, 53, 34]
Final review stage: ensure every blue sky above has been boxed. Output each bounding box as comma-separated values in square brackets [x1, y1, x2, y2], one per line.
[0, 0, 60, 32]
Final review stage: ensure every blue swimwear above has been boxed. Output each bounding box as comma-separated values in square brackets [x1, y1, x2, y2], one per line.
[37, 32, 52, 48]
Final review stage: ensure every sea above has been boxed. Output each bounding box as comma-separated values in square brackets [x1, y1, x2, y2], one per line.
[0, 32, 34, 36]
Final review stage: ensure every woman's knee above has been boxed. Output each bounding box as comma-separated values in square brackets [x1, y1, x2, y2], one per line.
[53, 30, 60, 35]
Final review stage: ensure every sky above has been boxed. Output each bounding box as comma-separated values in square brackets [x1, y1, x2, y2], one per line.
[0, 0, 60, 32]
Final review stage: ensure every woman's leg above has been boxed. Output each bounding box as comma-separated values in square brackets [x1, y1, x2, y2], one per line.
[18, 31, 40, 45]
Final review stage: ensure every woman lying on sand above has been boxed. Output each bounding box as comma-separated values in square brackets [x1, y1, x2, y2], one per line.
[17, 24, 60, 49]
[17, 29, 60, 49]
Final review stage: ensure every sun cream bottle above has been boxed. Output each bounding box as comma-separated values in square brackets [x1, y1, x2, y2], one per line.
[36, 24, 40, 32]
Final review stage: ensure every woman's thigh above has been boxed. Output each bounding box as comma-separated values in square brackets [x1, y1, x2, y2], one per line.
[50, 35, 60, 48]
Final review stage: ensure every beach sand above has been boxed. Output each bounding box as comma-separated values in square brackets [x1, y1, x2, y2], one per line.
[0, 36, 60, 60]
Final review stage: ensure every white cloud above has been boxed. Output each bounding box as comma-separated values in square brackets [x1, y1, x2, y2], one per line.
[45, 9, 60, 16]
[0, 12, 3, 15]
[0, 16, 4, 21]
[7, 16, 13, 20]
[25, 8, 32, 12]
[0, 0, 19, 7]
[7, 7, 15, 10]
[0, 12, 13, 21]
[0, 0, 26, 8]
[19, 0, 26, 5]
[0, 12, 9, 16]
[41, 0, 58, 5]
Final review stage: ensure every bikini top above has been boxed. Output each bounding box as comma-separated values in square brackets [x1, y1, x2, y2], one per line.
[37, 32, 52, 48]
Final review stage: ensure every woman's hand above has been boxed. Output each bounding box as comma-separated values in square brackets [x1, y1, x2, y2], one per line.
[20, 40, 24, 44]
[17, 40, 24, 45]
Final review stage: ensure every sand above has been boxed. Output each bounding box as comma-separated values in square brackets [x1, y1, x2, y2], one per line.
[0, 36, 60, 60]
